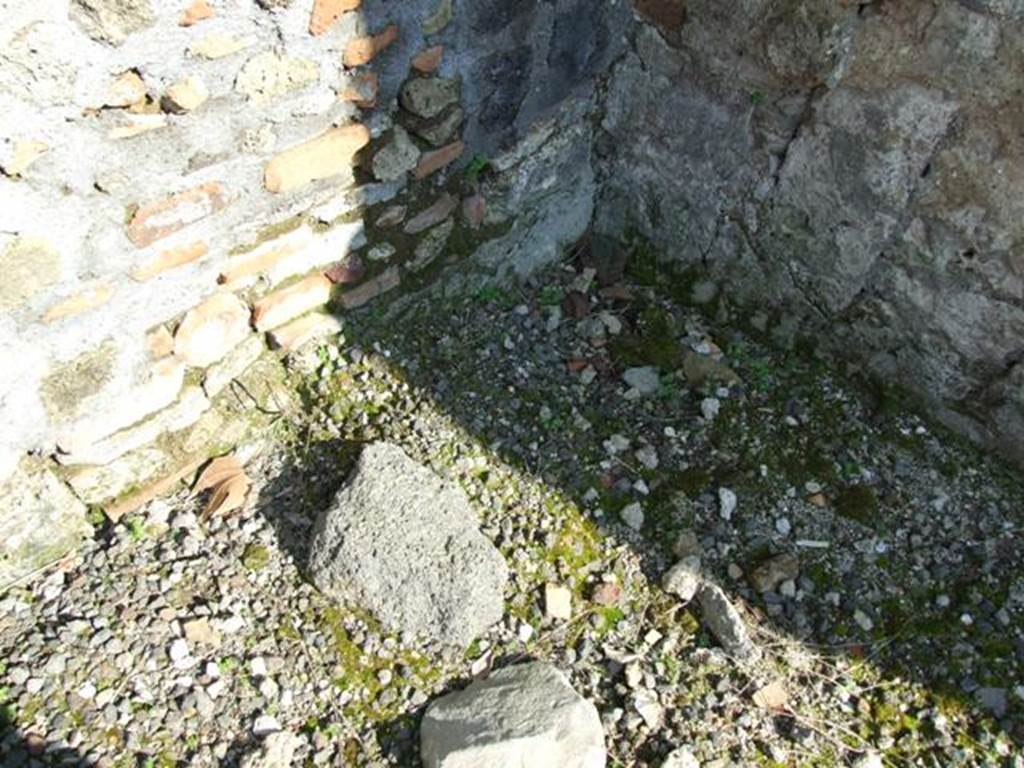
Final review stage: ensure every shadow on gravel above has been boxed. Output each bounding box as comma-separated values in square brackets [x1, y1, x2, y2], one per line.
[165, 241, 1024, 768]
[0, 718, 88, 768]
[240, 241, 1024, 766]
[249, 436, 361, 576]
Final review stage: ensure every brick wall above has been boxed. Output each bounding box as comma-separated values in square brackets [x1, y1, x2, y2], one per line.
[0, 0, 628, 586]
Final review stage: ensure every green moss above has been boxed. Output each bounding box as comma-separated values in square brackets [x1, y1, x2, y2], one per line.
[609, 333, 683, 370]
[834, 484, 879, 526]
[39, 340, 118, 422]
[623, 232, 663, 287]
[598, 605, 626, 632]
[543, 499, 603, 577]
[277, 617, 301, 642]
[608, 303, 686, 370]
[675, 467, 713, 497]
[318, 603, 441, 723]
[240, 543, 270, 571]
[228, 214, 304, 256]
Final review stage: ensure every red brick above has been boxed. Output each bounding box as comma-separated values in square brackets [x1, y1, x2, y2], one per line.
[413, 140, 464, 180]
[264, 125, 370, 193]
[343, 24, 398, 68]
[127, 184, 229, 248]
[310, 0, 361, 36]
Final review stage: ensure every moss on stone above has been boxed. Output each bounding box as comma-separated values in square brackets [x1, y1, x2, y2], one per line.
[228, 214, 305, 256]
[240, 543, 270, 571]
[0, 235, 62, 312]
[834, 484, 879, 526]
[39, 340, 119, 422]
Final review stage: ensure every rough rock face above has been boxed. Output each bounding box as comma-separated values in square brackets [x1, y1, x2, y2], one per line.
[598, 1, 1024, 465]
[70, 0, 154, 44]
[420, 662, 606, 768]
[308, 442, 508, 647]
[0, 462, 90, 585]
[697, 583, 761, 662]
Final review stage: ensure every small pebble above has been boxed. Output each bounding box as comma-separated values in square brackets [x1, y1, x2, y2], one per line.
[719, 488, 738, 521]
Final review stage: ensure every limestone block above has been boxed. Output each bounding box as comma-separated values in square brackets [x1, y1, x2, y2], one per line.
[251, 275, 333, 331]
[0, 463, 90, 589]
[264, 126, 370, 193]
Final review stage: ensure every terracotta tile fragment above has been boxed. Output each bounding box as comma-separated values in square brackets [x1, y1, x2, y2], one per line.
[412, 140, 464, 180]
[324, 254, 366, 285]
[180, 0, 215, 26]
[127, 184, 229, 248]
[42, 284, 115, 323]
[131, 241, 209, 281]
[264, 125, 370, 193]
[411, 45, 443, 73]
[267, 313, 342, 352]
[251, 274, 333, 331]
[104, 456, 205, 522]
[310, 0, 361, 35]
[338, 71, 379, 108]
[343, 24, 398, 68]
[404, 193, 457, 234]
[339, 266, 399, 309]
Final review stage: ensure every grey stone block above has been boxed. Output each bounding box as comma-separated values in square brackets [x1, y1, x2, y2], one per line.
[421, 662, 606, 768]
[309, 442, 508, 647]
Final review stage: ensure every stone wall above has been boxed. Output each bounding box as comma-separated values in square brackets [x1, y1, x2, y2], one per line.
[0, 0, 627, 586]
[596, 0, 1024, 466]
[5, 0, 1024, 586]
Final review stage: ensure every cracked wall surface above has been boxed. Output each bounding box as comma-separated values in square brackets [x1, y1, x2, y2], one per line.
[596, 0, 1024, 465]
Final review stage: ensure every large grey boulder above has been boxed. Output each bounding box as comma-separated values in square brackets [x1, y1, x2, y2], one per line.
[308, 442, 508, 647]
[420, 662, 606, 768]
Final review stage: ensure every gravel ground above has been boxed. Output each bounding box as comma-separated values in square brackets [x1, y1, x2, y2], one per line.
[2, 254, 1023, 767]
